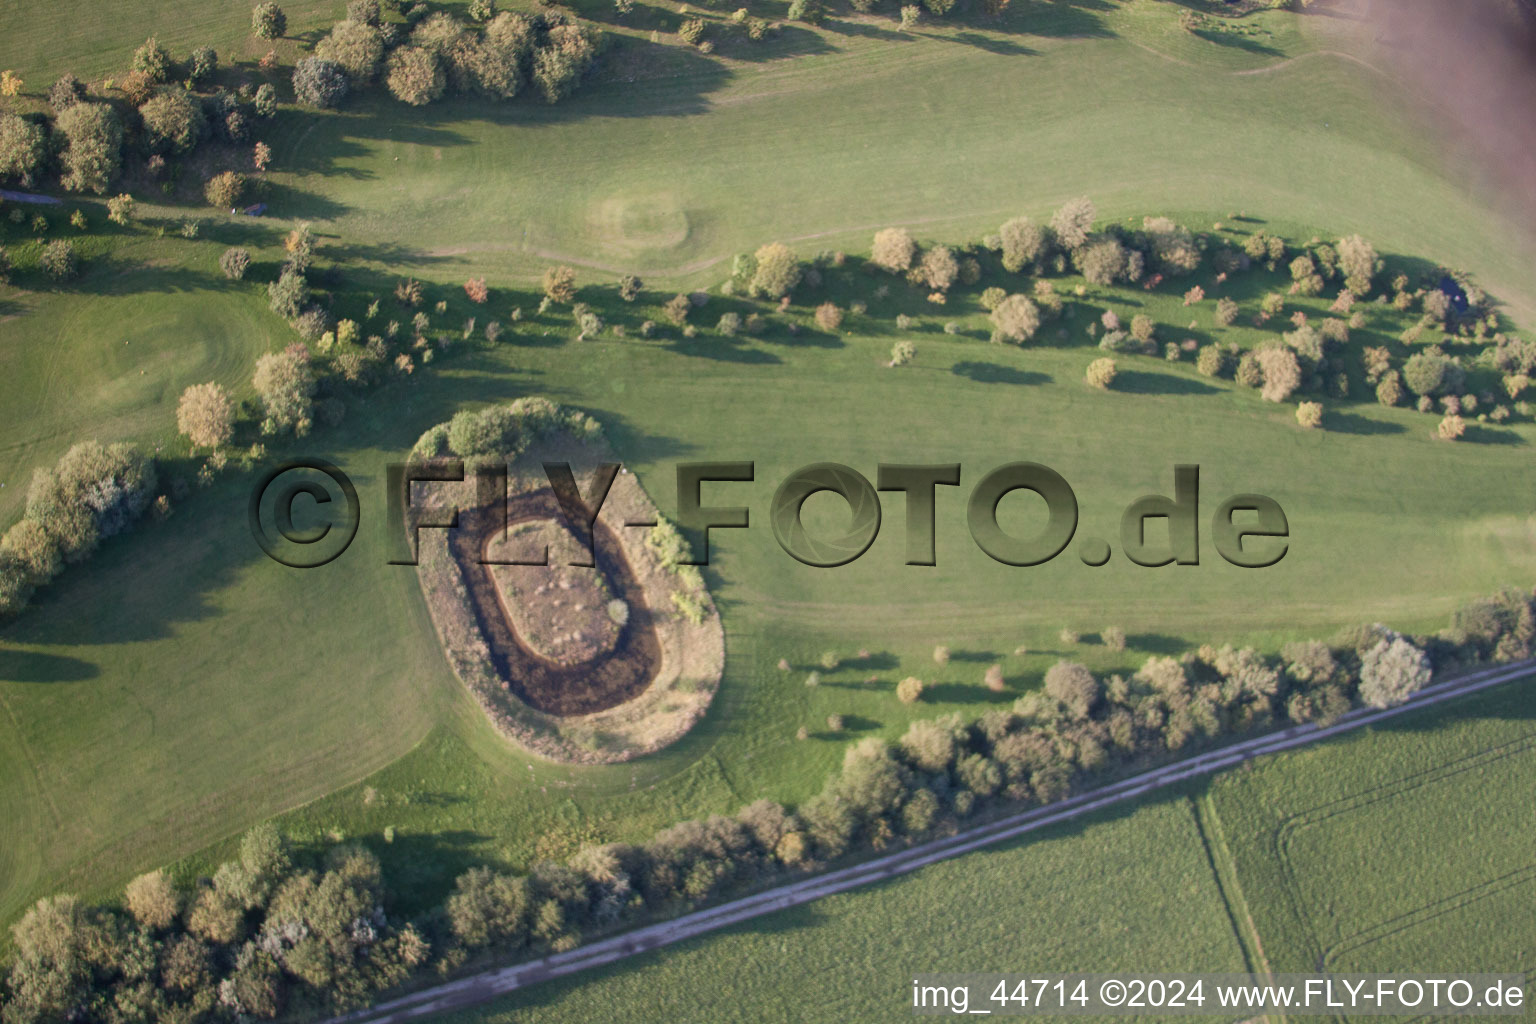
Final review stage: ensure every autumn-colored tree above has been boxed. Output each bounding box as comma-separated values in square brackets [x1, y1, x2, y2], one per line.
[542, 265, 577, 303]
[870, 227, 916, 273]
[177, 382, 234, 449]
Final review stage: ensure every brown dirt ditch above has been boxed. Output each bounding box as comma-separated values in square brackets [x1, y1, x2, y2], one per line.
[448, 490, 661, 717]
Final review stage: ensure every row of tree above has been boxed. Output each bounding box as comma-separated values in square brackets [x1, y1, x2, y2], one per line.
[0, 442, 158, 617]
[0, 40, 278, 196]
[290, 1, 600, 110]
[6, 587, 1533, 1020]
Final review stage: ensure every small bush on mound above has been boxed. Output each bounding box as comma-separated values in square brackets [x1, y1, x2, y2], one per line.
[1085, 357, 1117, 390]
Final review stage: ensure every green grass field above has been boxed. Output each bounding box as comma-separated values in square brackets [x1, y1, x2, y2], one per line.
[1, 0, 1534, 981]
[441, 796, 1253, 1024]
[1207, 680, 1536, 991]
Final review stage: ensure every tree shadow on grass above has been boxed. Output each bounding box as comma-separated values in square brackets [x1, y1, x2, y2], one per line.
[816, 714, 881, 739]
[1113, 369, 1219, 396]
[1324, 411, 1408, 436]
[924, 681, 1013, 705]
[940, 30, 1039, 56]
[820, 18, 911, 43]
[947, 649, 999, 664]
[0, 648, 100, 683]
[1464, 424, 1527, 446]
[951, 361, 1049, 386]
[663, 336, 783, 364]
[1192, 27, 1287, 59]
[1126, 633, 1187, 656]
[254, 180, 351, 222]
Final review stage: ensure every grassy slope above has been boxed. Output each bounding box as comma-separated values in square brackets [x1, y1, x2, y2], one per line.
[441, 797, 1250, 1024]
[1207, 680, 1536, 991]
[0, 0, 1533, 940]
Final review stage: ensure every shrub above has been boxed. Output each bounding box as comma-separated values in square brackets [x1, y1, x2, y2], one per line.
[203, 171, 245, 209]
[395, 277, 424, 308]
[889, 340, 915, 367]
[1044, 661, 1099, 718]
[895, 677, 924, 703]
[989, 294, 1040, 344]
[1101, 626, 1126, 651]
[1437, 413, 1466, 440]
[1143, 216, 1200, 275]
[267, 267, 308, 320]
[0, 114, 47, 188]
[932, 644, 950, 666]
[1129, 314, 1155, 344]
[619, 274, 642, 302]
[1196, 344, 1227, 378]
[1075, 236, 1127, 285]
[979, 286, 1006, 311]
[464, 277, 489, 303]
[814, 302, 843, 332]
[750, 242, 800, 299]
[918, 245, 958, 292]
[663, 294, 691, 325]
[40, 240, 78, 280]
[1358, 635, 1430, 708]
[870, 227, 916, 272]
[788, 0, 824, 22]
[133, 37, 173, 82]
[983, 664, 1005, 691]
[292, 57, 350, 108]
[187, 46, 218, 86]
[716, 312, 741, 336]
[47, 73, 87, 112]
[253, 82, 278, 118]
[469, 0, 496, 20]
[1059, 627, 1079, 645]
[24, 441, 157, 563]
[252, 2, 287, 39]
[1402, 350, 1454, 397]
[385, 45, 445, 105]
[1296, 401, 1323, 429]
[1256, 344, 1301, 403]
[679, 18, 707, 45]
[177, 383, 234, 449]
[999, 216, 1047, 273]
[141, 89, 206, 155]
[1050, 196, 1095, 251]
[1336, 234, 1377, 295]
[55, 103, 121, 194]
[1085, 357, 1117, 389]
[531, 23, 598, 103]
[220, 247, 251, 280]
[542, 265, 577, 303]
[1214, 296, 1239, 327]
[253, 346, 315, 434]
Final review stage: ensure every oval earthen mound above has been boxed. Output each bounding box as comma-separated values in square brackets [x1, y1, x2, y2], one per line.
[449, 491, 659, 717]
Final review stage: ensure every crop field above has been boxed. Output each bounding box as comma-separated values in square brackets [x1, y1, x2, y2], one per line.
[0, 0, 1534, 1007]
[1206, 679, 1536, 990]
[441, 796, 1253, 1024]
